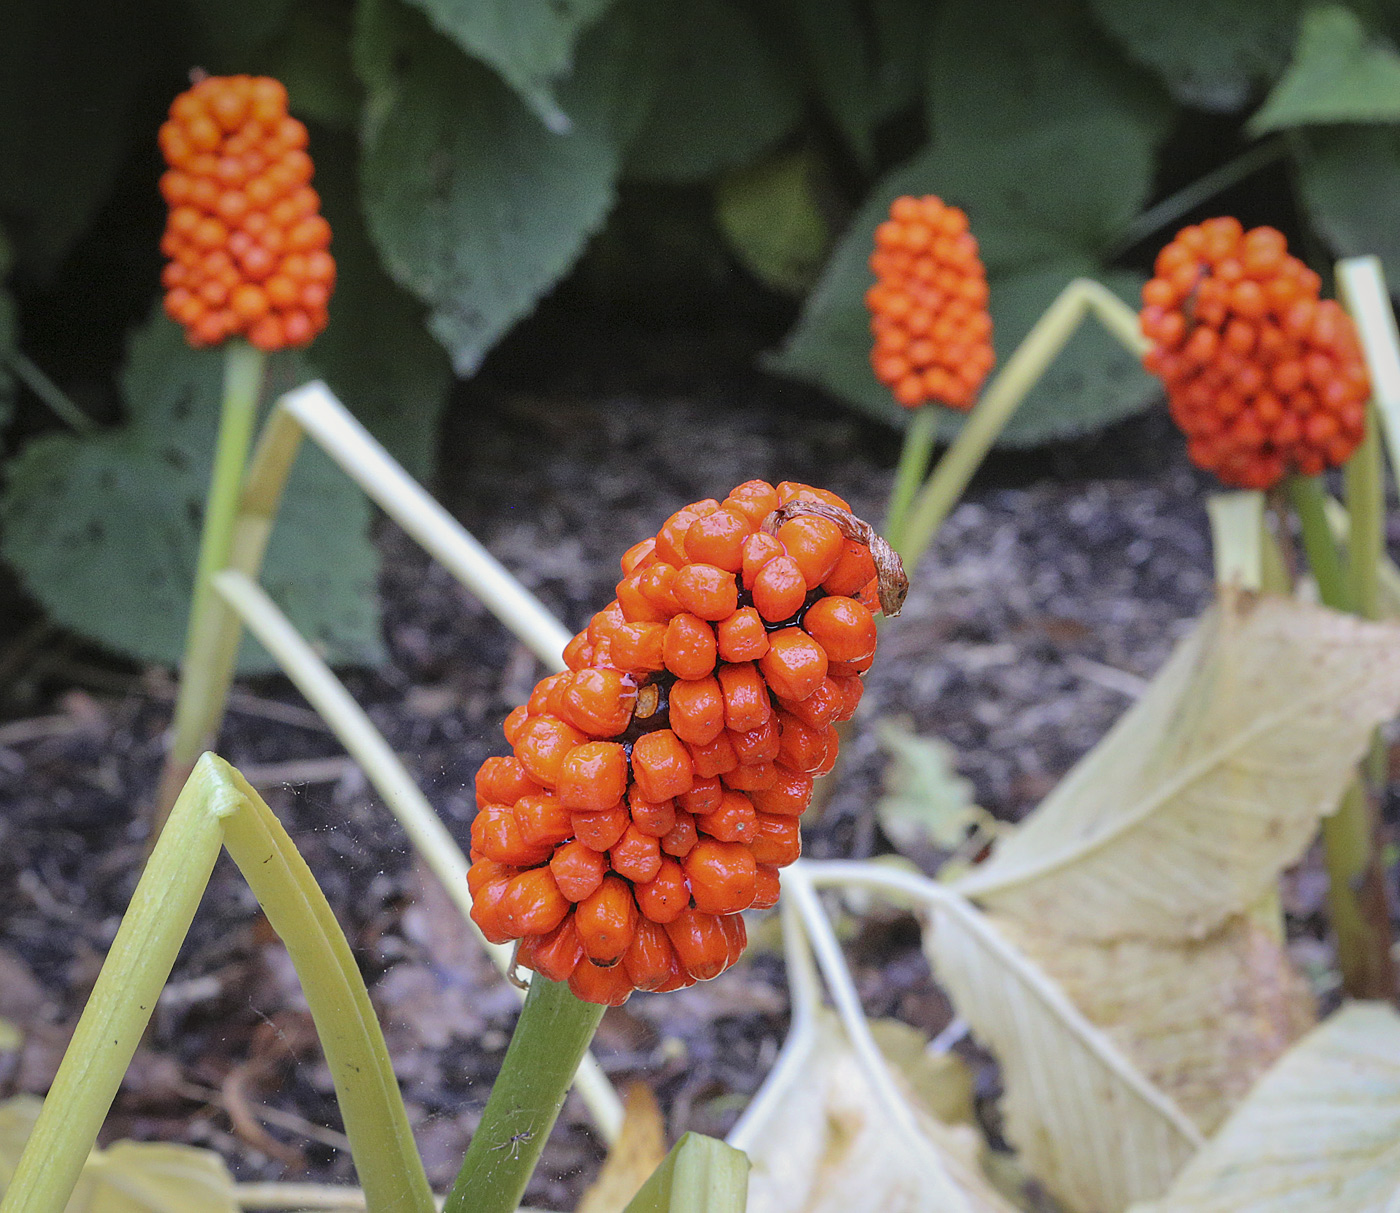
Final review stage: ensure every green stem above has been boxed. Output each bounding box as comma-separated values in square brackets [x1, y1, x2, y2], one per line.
[0, 754, 434, 1213]
[1289, 472, 1396, 1000]
[883, 407, 938, 549]
[444, 978, 606, 1213]
[1288, 475, 1352, 612]
[896, 278, 1145, 573]
[154, 340, 267, 829]
[1345, 405, 1384, 620]
[5, 350, 94, 432]
[1104, 138, 1286, 259]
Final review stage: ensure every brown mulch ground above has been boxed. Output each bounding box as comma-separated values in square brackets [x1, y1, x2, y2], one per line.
[0, 324, 1304, 1206]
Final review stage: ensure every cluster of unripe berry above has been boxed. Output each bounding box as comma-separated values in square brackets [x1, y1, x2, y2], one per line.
[867, 195, 995, 410]
[158, 75, 334, 352]
[1140, 218, 1370, 490]
[469, 481, 903, 1005]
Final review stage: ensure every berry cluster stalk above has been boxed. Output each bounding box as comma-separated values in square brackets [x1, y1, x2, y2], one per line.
[153, 340, 267, 828]
[443, 977, 606, 1213]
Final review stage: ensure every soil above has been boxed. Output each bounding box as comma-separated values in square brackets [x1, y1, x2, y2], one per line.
[0, 319, 1279, 1207]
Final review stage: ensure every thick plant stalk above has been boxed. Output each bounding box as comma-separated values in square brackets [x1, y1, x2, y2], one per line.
[154, 340, 267, 827]
[883, 407, 938, 549]
[896, 278, 1148, 572]
[1, 754, 434, 1213]
[212, 568, 624, 1140]
[1290, 474, 1396, 1000]
[443, 977, 606, 1213]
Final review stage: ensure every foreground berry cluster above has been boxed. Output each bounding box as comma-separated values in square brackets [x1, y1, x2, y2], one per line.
[469, 481, 903, 1005]
[867, 195, 995, 411]
[1141, 218, 1370, 490]
[159, 75, 334, 352]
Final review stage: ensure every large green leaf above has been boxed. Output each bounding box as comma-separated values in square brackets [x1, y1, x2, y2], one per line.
[713, 150, 832, 296]
[0, 0, 147, 277]
[1249, 4, 1400, 133]
[1294, 124, 1400, 286]
[624, 0, 802, 183]
[402, 0, 615, 132]
[1130, 1003, 1400, 1213]
[768, 143, 1157, 445]
[0, 311, 383, 672]
[1087, 0, 1303, 112]
[306, 132, 451, 480]
[357, 0, 633, 375]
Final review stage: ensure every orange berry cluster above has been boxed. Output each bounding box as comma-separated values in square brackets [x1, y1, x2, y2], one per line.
[1141, 218, 1370, 490]
[158, 75, 334, 352]
[469, 481, 906, 1006]
[867, 195, 995, 410]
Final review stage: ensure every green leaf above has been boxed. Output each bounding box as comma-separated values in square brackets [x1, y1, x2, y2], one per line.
[401, 0, 615, 132]
[765, 0, 877, 164]
[0, 0, 149, 276]
[1087, 0, 1303, 112]
[1130, 1003, 1400, 1213]
[0, 311, 383, 673]
[305, 131, 450, 479]
[867, 0, 929, 123]
[624, 1132, 749, 1213]
[357, 0, 631, 375]
[1294, 124, 1400, 285]
[926, 0, 1173, 157]
[768, 147, 1158, 445]
[1249, 4, 1400, 133]
[874, 718, 986, 854]
[624, 0, 803, 183]
[713, 150, 831, 296]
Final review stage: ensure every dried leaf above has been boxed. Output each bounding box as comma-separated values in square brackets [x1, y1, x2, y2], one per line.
[926, 893, 1203, 1213]
[991, 911, 1314, 1135]
[1130, 1002, 1400, 1213]
[867, 1019, 975, 1127]
[875, 719, 987, 856]
[953, 594, 1400, 941]
[743, 1013, 1019, 1213]
[577, 1083, 668, 1213]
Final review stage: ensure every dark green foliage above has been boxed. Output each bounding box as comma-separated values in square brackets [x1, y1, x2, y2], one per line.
[0, 310, 383, 672]
[4, 0, 1400, 665]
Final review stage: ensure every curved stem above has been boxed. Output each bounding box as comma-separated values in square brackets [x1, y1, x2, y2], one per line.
[443, 977, 605, 1213]
[896, 279, 1147, 573]
[883, 407, 938, 549]
[154, 340, 267, 829]
[5, 350, 93, 432]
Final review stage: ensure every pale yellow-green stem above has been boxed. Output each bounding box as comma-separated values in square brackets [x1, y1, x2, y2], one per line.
[883, 407, 938, 549]
[2, 754, 433, 1213]
[623, 1134, 751, 1213]
[211, 568, 625, 1141]
[154, 341, 268, 827]
[895, 278, 1148, 572]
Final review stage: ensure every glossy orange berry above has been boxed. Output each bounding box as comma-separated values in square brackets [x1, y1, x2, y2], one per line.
[750, 768, 813, 816]
[514, 793, 575, 850]
[659, 809, 698, 858]
[568, 956, 635, 1006]
[571, 804, 631, 852]
[627, 789, 678, 837]
[517, 915, 585, 983]
[556, 741, 629, 811]
[610, 824, 664, 884]
[634, 857, 690, 923]
[717, 662, 772, 732]
[751, 864, 782, 909]
[663, 613, 718, 679]
[665, 908, 732, 981]
[700, 789, 757, 844]
[717, 608, 769, 662]
[750, 814, 803, 866]
[550, 840, 609, 902]
[777, 516, 844, 587]
[631, 729, 695, 801]
[685, 839, 757, 914]
[803, 596, 877, 663]
[576, 875, 638, 963]
[672, 563, 740, 621]
[760, 628, 829, 702]
[556, 669, 638, 737]
[668, 676, 726, 746]
[751, 554, 808, 622]
[677, 776, 724, 815]
[684, 508, 751, 571]
[513, 716, 589, 787]
[503, 868, 571, 937]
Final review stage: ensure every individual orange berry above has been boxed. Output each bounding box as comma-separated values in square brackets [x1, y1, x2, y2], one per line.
[685, 508, 750, 571]
[611, 824, 664, 884]
[557, 668, 638, 737]
[571, 804, 631, 852]
[623, 919, 680, 991]
[717, 608, 769, 662]
[513, 716, 589, 786]
[777, 516, 845, 587]
[569, 956, 635, 1006]
[634, 857, 690, 923]
[627, 790, 677, 837]
[631, 729, 694, 801]
[503, 868, 571, 937]
[514, 792, 575, 850]
[724, 480, 780, 528]
[741, 532, 785, 589]
[517, 914, 585, 983]
[751, 554, 808, 622]
[750, 768, 813, 816]
[660, 809, 698, 858]
[751, 864, 781, 909]
[759, 628, 829, 702]
[550, 839, 610, 902]
[717, 662, 772, 732]
[663, 613, 718, 679]
[699, 788, 757, 843]
[685, 839, 757, 914]
[672, 563, 739, 621]
[576, 875, 638, 963]
[665, 908, 731, 981]
[668, 676, 726, 746]
[556, 741, 629, 811]
[750, 813, 803, 866]
[803, 596, 877, 664]
[687, 731, 739, 778]
[677, 776, 724, 815]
